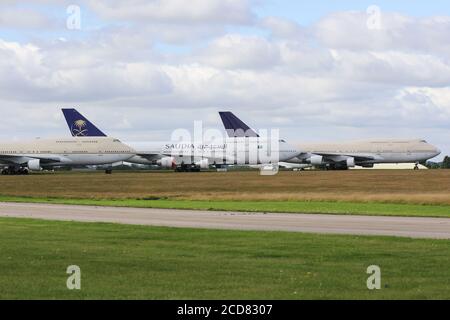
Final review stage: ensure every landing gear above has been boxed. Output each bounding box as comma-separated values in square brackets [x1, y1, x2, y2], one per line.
[1, 167, 29, 175]
[18, 168, 29, 175]
[414, 163, 419, 170]
[105, 169, 113, 174]
[325, 164, 348, 171]
[175, 162, 201, 172]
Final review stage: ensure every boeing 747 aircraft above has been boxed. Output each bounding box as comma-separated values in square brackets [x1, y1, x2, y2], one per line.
[62, 109, 300, 170]
[0, 137, 135, 175]
[218, 112, 441, 170]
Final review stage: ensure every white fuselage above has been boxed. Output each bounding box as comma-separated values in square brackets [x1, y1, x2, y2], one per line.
[0, 137, 135, 168]
[124, 138, 300, 166]
[288, 139, 441, 166]
[125, 138, 440, 168]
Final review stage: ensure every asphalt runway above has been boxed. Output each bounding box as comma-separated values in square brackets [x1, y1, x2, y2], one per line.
[0, 202, 449, 239]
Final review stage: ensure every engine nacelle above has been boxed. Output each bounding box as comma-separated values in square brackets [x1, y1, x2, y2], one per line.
[196, 159, 209, 169]
[309, 155, 324, 166]
[27, 159, 41, 171]
[157, 157, 175, 169]
[346, 157, 355, 168]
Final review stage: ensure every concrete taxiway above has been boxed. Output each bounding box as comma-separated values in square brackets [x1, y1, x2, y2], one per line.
[0, 202, 449, 239]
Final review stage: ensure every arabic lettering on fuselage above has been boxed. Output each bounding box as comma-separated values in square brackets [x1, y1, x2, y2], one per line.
[164, 143, 227, 150]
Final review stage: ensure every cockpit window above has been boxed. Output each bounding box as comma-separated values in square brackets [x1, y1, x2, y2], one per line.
[420, 140, 427, 143]
[279, 139, 286, 143]
[113, 139, 121, 142]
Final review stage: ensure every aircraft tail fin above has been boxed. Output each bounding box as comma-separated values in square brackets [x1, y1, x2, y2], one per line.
[219, 111, 259, 137]
[62, 108, 107, 137]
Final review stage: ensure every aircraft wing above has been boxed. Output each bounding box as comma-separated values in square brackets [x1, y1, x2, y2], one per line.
[0, 155, 69, 165]
[135, 153, 163, 161]
[310, 152, 376, 162]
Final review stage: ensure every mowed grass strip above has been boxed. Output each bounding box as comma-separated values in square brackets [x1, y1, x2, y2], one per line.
[0, 170, 449, 205]
[1, 195, 450, 218]
[0, 218, 449, 300]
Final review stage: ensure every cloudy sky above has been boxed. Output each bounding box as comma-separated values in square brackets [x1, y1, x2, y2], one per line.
[0, 0, 449, 160]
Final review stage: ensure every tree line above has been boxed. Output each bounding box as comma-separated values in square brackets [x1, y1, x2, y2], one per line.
[426, 156, 450, 169]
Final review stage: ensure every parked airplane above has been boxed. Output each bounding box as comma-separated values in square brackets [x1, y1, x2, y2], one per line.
[290, 139, 441, 169]
[62, 109, 301, 170]
[0, 137, 135, 175]
[218, 112, 441, 170]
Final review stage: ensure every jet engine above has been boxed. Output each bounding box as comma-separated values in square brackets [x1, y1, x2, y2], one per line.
[196, 159, 209, 169]
[157, 157, 176, 169]
[346, 157, 355, 168]
[309, 155, 324, 166]
[27, 159, 41, 171]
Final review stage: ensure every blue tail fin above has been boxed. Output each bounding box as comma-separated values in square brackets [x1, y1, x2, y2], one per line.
[62, 108, 107, 137]
[219, 111, 259, 137]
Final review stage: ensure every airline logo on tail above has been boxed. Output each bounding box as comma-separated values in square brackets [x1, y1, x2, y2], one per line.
[72, 119, 88, 136]
[62, 108, 107, 137]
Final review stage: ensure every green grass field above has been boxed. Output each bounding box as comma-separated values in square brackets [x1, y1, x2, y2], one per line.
[1, 195, 449, 218]
[0, 218, 449, 300]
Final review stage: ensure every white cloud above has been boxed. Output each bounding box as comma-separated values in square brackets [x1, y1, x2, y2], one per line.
[0, 39, 173, 102]
[85, 0, 254, 25]
[197, 34, 281, 69]
[0, 7, 55, 29]
[322, 50, 450, 87]
[260, 16, 307, 39]
[315, 11, 450, 55]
